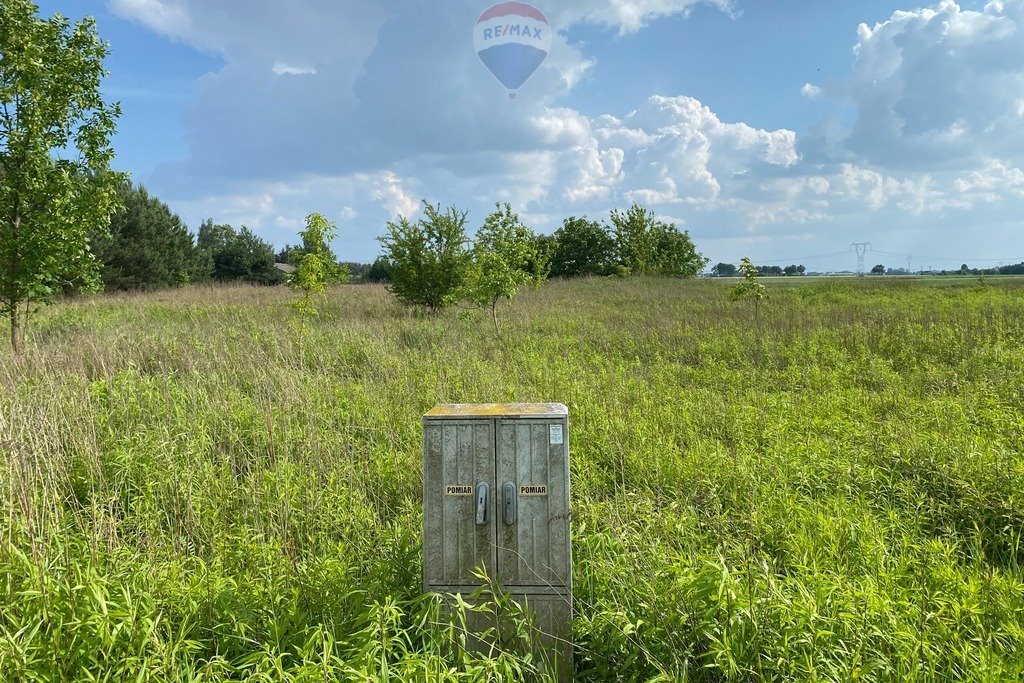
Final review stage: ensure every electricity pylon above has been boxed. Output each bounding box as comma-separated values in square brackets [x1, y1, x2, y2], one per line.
[851, 242, 871, 276]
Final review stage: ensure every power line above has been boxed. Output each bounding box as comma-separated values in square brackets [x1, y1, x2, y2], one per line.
[756, 251, 853, 264]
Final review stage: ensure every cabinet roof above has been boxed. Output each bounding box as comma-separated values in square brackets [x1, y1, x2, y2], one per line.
[424, 403, 568, 419]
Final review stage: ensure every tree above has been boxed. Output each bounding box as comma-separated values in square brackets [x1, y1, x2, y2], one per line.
[291, 212, 344, 318]
[365, 257, 391, 283]
[198, 220, 283, 285]
[609, 203, 707, 276]
[464, 203, 546, 328]
[378, 201, 470, 311]
[90, 181, 211, 290]
[549, 216, 615, 278]
[712, 262, 738, 277]
[871, 264, 886, 275]
[0, 2, 124, 354]
[651, 221, 709, 277]
[729, 256, 767, 318]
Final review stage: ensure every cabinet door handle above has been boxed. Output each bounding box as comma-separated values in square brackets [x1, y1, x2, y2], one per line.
[476, 482, 489, 525]
[503, 481, 517, 526]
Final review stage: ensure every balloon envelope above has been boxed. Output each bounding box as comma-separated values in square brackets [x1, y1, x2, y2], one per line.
[474, 2, 551, 95]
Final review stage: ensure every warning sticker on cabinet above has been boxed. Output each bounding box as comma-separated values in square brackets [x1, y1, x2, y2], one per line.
[445, 485, 473, 496]
[549, 424, 563, 445]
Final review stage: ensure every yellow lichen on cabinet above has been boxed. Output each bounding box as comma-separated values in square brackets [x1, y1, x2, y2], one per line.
[424, 403, 567, 419]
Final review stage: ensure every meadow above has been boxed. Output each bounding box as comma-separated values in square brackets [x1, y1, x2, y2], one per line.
[0, 276, 1022, 681]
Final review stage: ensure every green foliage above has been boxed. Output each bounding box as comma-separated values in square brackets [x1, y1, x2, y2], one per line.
[464, 203, 546, 326]
[609, 202, 708, 277]
[0, 0, 124, 353]
[290, 212, 345, 319]
[729, 256, 768, 306]
[378, 202, 470, 312]
[198, 220, 284, 286]
[365, 257, 392, 283]
[4, 278, 1024, 680]
[90, 181, 211, 290]
[549, 216, 617, 278]
[280, 224, 348, 285]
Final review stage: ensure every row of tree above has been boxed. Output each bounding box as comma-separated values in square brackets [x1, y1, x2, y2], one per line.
[89, 181, 359, 290]
[376, 201, 708, 321]
[711, 263, 807, 277]
[89, 182, 709, 299]
[380, 201, 708, 321]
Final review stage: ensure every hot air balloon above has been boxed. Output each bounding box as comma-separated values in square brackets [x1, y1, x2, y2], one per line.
[473, 2, 552, 100]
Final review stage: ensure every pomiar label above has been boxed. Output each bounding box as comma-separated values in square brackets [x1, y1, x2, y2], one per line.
[519, 484, 548, 496]
[445, 485, 473, 496]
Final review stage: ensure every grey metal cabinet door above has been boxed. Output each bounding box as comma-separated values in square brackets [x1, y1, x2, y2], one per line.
[423, 419, 497, 588]
[495, 418, 571, 588]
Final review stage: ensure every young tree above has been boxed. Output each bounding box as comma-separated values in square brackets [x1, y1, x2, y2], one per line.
[464, 203, 546, 328]
[0, 2, 124, 354]
[609, 203, 707, 276]
[90, 181, 211, 290]
[291, 212, 344, 318]
[280, 223, 348, 283]
[549, 216, 616, 278]
[729, 257, 767, 319]
[378, 201, 470, 311]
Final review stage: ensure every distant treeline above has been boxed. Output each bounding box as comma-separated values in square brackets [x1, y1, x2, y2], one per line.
[88, 182, 708, 292]
[711, 263, 806, 277]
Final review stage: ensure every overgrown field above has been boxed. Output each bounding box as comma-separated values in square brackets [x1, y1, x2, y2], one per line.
[1, 277, 1023, 681]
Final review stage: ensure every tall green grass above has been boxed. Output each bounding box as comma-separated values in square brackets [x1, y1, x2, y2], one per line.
[1, 277, 1022, 680]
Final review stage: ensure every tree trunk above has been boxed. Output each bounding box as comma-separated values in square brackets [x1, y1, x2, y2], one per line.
[9, 211, 21, 356]
[10, 306, 21, 357]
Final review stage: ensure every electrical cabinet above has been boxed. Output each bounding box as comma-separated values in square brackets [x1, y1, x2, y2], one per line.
[423, 404, 572, 680]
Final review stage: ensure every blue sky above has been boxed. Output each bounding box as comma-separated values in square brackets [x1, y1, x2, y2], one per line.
[38, 0, 1024, 270]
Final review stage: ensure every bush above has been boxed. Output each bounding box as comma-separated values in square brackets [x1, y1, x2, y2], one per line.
[610, 203, 707, 277]
[378, 202, 470, 311]
[549, 216, 616, 278]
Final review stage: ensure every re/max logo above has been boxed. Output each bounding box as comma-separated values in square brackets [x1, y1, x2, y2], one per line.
[482, 24, 544, 41]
